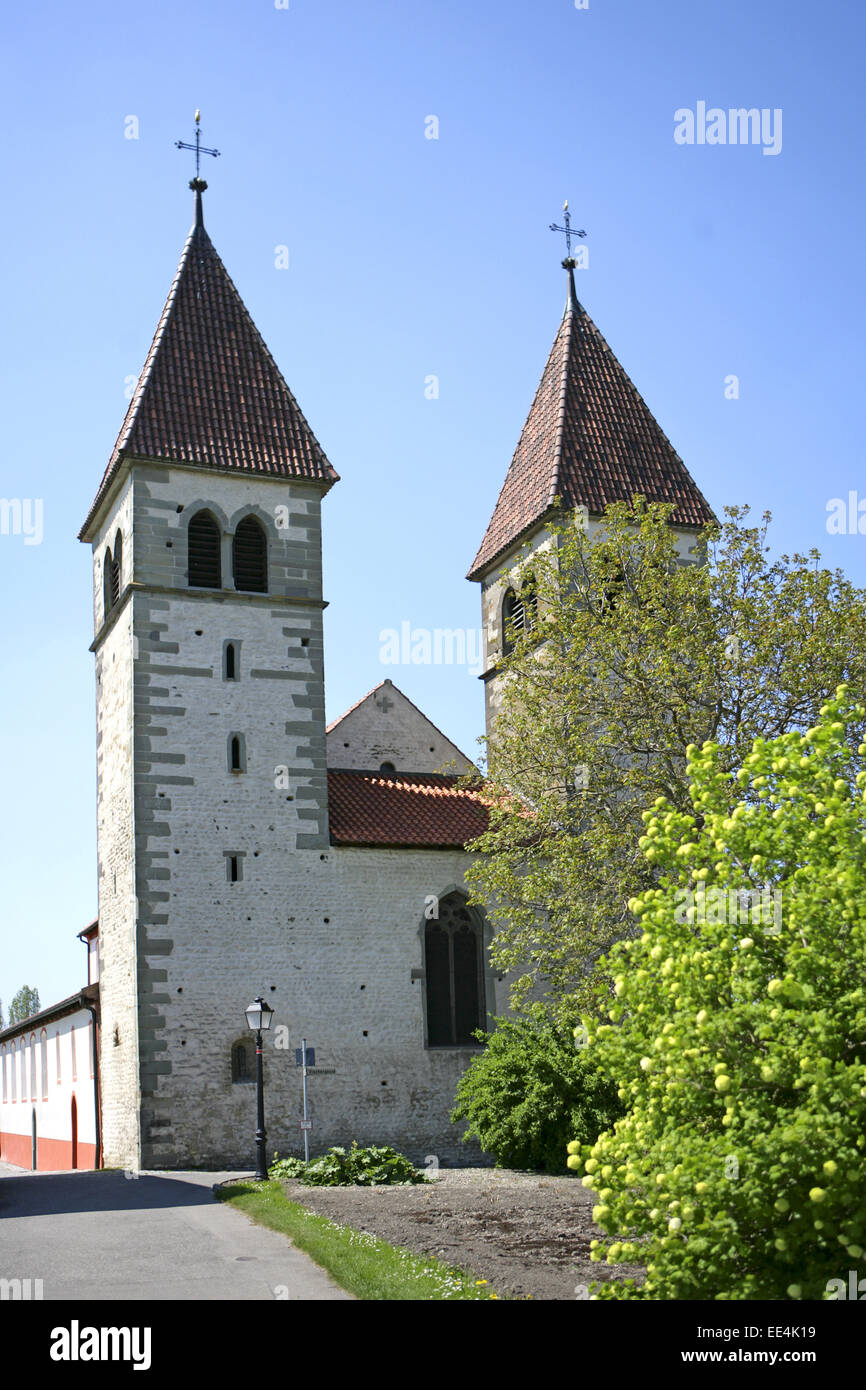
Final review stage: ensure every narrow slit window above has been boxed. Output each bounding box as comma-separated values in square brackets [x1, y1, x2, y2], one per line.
[229, 734, 245, 773]
[224, 642, 237, 680]
[227, 854, 242, 883]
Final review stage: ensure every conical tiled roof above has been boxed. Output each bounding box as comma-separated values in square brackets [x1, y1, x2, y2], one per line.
[468, 271, 715, 579]
[81, 194, 337, 537]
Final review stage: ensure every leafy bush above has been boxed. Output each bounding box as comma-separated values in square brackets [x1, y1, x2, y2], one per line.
[450, 1016, 623, 1172]
[269, 1141, 428, 1187]
[574, 686, 866, 1300]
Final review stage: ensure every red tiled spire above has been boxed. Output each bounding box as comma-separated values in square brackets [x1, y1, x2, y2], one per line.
[81, 186, 338, 537]
[468, 266, 715, 579]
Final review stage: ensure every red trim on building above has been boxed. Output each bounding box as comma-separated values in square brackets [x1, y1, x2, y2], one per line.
[0, 1131, 97, 1171]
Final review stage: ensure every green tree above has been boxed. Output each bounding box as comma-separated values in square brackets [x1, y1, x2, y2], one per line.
[465, 501, 866, 1023]
[450, 1016, 622, 1172]
[8, 986, 41, 1025]
[573, 687, 866, 1300]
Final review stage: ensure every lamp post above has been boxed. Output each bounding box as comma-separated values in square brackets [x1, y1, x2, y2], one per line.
[245, 995, 274, 1181]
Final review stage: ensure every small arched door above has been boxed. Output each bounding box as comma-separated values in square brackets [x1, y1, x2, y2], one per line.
[70, 1095, 78, 1170]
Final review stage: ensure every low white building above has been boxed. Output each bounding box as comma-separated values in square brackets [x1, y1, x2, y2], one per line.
[0, 926, 100, 1171]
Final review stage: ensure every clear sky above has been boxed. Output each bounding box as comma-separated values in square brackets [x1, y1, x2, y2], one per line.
[1, 0, 864, 1009]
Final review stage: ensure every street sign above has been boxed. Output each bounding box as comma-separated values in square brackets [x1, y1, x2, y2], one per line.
[306, 1067, 336, 1075]
[299, 1120, 312, 1131]
[295, 1048, 315, 1068]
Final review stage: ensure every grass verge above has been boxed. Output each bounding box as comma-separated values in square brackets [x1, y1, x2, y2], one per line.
[215, 1180, 501, 1300]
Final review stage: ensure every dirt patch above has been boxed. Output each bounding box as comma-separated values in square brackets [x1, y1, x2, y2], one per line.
[281, 1167, 642, 1300]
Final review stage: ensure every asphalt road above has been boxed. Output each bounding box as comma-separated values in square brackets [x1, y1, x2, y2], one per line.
[0, 1162, 350, 1300]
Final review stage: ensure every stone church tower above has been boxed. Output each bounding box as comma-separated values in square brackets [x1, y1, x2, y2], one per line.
[80, 179, 496, 1171]
[468, 258, 715, 725]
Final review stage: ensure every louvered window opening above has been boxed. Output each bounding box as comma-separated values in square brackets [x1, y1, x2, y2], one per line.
[110, 534, 122, 606]
[502, 583, 536, 653]
[233, 517, 268, 593]
[425, 896, 485, 1046]
[188, 512, 222, 588]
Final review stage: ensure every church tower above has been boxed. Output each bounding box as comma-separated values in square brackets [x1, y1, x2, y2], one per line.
[80, 167, 498, 1173]
[79, 176, 338, 1169]
[468, 243, 716, 731]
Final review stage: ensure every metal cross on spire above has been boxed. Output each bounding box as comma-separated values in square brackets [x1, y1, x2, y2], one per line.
[549, 200, 587, 266]
[175, 110, 220, 180]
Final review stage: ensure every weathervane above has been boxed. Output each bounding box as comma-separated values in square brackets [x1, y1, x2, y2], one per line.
[549, 200, 587, 267]
[175, 110, 220, 185]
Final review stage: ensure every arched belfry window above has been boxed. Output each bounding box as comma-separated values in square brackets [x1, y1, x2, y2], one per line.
[188, 510, 222, 589]
[111, 531, 123, 605]
[424, 894, 486, 1047]
[502, 576, 537, 655]
[102, 547, 114, 618]
[232, 516, 268, 593]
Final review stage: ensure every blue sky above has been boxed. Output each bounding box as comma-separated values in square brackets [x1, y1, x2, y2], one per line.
[1, 0, 864, 1007]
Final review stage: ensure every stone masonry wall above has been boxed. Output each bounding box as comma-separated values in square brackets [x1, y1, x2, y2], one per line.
[90, 474, 141, 1169]
[92, 460, 503, 1169]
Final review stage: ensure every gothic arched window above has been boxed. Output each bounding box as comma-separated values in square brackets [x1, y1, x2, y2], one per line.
[188, 510, 222, 589]
[232, 516, 268, 593]
[502, 576, 536, 655]
[102, 539, 119, 617]
[111, 531, 123, 605]
[231, 1038, 255, 1084]
[424, 894, 486, 1047]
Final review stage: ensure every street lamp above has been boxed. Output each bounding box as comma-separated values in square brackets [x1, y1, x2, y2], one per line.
[244, 995, 274, 1181]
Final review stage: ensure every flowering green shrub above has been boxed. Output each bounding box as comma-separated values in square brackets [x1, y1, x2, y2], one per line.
[451, 1017, 622, 1172]
[270, 1141, 427, 1186]
[572, 686, 866, 1299]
